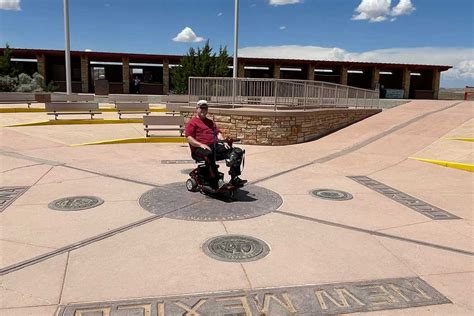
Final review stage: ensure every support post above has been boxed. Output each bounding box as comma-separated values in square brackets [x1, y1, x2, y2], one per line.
[402, 68, 411, 99]
[340, 66, 348, 86]
[307, 64, 315, 81]
[122, 57, 130, 94]
[163, 59, 169, 95]
[273, 64, 281, 79]
[371, 67, 380, 90]
[80, 55, 89, 93]
[432, 69, 440, 100]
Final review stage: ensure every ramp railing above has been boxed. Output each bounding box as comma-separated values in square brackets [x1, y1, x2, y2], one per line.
[188, 77, 379, 110]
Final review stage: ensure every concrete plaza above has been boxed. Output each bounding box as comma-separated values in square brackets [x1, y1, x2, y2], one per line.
[0, 100, 473, 315]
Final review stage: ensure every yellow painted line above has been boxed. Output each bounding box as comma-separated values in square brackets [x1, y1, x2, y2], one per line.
[0, 108, 45, 113]
[0, 107, 165, 113]
[409, 157, 474, 172]
[5, 118, 143, 127]
[71, 136, 186, 146]
[99, 107, 166, 112]
[446, 137, 474, 142]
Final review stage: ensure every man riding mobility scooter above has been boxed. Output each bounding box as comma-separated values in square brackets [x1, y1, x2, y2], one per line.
[184, 100, 246, 199]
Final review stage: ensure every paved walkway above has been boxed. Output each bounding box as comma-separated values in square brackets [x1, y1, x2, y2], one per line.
[0, 100, 472, 315]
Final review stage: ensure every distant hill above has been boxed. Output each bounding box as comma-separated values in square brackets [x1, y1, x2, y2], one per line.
[439, 88, 470, 100]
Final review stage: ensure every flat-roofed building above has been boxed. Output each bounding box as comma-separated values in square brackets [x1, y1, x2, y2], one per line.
[4, 48, 451, 99]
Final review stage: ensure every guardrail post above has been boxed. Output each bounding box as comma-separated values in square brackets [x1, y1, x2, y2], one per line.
[346, 87, 349, 106]
[232, 78, 236, 108]
[188, 77, 191, 106]
[274, 80, 278, 111]
[303, 82, 307, 111]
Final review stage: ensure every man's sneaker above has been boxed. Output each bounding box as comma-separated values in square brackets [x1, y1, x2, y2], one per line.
[231, 177, 247, 185]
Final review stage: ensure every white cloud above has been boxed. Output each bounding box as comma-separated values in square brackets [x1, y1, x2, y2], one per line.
[172, 27, 204, 43]
[352, 0, 415, 22]
[444, 60, 474, 81]
[352, 0, 391, 22]
[85, 49, 92, 52]
[391, 0, 415, 16]
[0, 0, 21, 11]
[239, 45, 474, 86]
[269, 0, 301, 6]
[217, 12, 223, 17]
[279, 26, 287, 30]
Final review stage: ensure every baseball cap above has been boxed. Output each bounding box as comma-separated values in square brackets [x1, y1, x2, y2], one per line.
[196, 100, 208, 108]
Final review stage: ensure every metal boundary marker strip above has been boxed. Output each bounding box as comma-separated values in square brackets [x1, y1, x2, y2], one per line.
[274, 211, 472, 256]
[347, 176, 460, 220]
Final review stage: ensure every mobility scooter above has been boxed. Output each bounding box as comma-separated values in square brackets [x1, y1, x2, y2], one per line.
[186, 139, 245, 199]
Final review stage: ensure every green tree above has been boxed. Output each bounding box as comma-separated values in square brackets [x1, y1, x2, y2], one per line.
[0, 44, 57, 92]
[0, 44, 20, 77]
[171, 41, 229, 94]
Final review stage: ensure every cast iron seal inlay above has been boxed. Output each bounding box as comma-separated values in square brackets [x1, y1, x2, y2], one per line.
[139, 182, 282, 221]
[311, 189, 353, 201]
[48, 196, 104, 211]
[203, 235, 270, 262]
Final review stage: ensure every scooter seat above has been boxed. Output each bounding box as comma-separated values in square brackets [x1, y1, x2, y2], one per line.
[191, 153, 205, 163]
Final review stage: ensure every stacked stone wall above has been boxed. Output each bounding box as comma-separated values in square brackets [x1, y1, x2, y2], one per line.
[182, 109, 380, 146]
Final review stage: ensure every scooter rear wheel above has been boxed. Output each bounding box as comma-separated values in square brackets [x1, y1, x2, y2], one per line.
[186, 178, 198, 192]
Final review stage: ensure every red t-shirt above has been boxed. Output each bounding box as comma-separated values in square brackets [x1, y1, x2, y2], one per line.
[185, 116, 221, 148]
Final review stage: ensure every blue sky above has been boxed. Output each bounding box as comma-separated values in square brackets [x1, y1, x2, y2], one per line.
[0, 0, 473, 87]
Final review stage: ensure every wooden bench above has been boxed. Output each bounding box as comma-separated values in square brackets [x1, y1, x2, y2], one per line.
[162, 95, 197, 115]
[0, 92, 36, 108]
[165, 103, 183, 115]
[50, 93, 95, 102]
[108, 94, 149, 106]
[116, 102, 150, 119]
[464, 86, 474, 100]
[45, 102, 101, 120]
[143, 115, 185, 137]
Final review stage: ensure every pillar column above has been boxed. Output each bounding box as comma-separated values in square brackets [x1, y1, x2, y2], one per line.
[307, 64, 315, 81]
[340, 66, 348, 85]
[80, 55, 89, 93]
[402, 68, 411, 99]
[163, 59, 169, 95]
[238, 62, 245, 78]
[273, 64, 280, 79]
[122, 57, 130, 94]
[371, 67, 380, 90]
[36, 54, 46, 80]
[432, 69, 440, 99]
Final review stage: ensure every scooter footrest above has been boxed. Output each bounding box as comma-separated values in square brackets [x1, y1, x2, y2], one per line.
[202, 185, 217, 194]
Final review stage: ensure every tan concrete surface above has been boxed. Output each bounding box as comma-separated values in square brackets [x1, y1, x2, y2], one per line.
[0, 253, 67, 309]
[0, 305, 59, 316]
[224, 213, 415, 288]
[0, 100, 472, 315]
[61, 219, 249, 303]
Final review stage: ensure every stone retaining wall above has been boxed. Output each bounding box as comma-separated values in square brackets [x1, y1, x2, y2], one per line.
[181, 107, 381, 145]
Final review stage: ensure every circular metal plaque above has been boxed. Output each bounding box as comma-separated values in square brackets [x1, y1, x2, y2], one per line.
[203, 235, 270, 262]
[48, 196, 104, 211]
[311, 189, 353, 201]
[139, 182, 282, 221]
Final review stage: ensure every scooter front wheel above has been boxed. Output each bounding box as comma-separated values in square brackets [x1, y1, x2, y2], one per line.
[186, 178, 198, 192]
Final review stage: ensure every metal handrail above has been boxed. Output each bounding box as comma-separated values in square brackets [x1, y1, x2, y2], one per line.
[188, 77, 380, 110]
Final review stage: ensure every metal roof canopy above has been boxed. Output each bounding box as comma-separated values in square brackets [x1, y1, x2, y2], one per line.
[2, 48, 452, 72]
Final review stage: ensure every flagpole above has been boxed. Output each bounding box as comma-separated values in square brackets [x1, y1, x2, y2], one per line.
[63, 0, 72, 95]
[232, 0, 239, 107]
